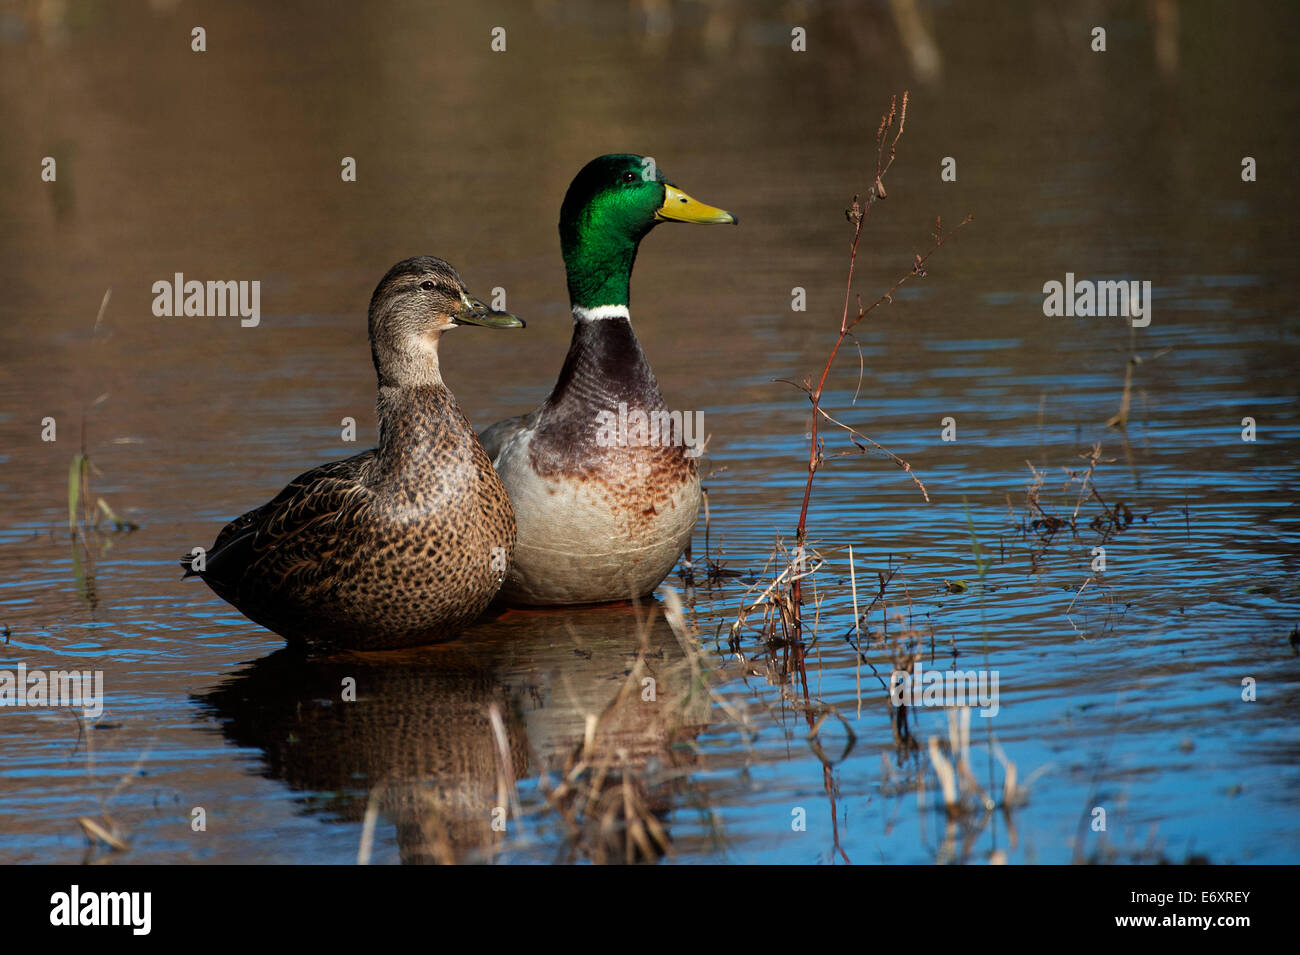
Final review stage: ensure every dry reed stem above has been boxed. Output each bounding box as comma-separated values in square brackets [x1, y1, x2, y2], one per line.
[356, 788, 380, 865]
[786, 91, 971, 639]
[488, 702, 524, 830]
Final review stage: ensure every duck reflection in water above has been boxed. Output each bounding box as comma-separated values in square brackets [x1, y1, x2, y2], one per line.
[196, 602, 713, 864]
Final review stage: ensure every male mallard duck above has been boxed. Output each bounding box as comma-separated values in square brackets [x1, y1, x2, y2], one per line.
[479, 154, 736, 605]
[182, 256, 524, 650]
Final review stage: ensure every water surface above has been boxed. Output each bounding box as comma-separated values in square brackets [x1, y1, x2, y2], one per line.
[1, 0, 1297, 864]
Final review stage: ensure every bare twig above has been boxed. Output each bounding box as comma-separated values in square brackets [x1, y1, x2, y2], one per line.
[788, 92, 971, 637]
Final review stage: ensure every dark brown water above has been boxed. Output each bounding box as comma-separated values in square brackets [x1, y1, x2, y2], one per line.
[1, 0, 1297, 863]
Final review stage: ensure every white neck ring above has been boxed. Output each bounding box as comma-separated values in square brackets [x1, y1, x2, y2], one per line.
[572, 304, 631, 323]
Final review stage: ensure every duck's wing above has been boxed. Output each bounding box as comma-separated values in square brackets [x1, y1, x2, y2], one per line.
[478, 411, 535, 466]
[181, 452, 375, 597]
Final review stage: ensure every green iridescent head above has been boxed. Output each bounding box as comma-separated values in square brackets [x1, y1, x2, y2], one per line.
[558, 154, 737, 311]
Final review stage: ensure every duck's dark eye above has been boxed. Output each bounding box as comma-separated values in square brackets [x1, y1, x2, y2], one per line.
[419, 281, 435, 291]
[622, 171, 636, 183]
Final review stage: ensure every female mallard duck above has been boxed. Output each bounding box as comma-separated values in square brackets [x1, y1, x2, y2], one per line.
[479, 154, 736, 606]
[183, 256, 524, 650]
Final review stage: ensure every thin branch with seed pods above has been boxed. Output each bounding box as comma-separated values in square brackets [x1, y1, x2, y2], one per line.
[787, 92, 971, 636]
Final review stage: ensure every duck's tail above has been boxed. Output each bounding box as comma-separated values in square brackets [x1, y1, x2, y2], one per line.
[179, 552, 202, 579]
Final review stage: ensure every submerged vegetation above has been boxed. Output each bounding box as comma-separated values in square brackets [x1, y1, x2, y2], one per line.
[68, 450, 137, 536]
[711, 93, 1041, 862]
[65, 291, 138, 612]
[684, 94, 1182, 863]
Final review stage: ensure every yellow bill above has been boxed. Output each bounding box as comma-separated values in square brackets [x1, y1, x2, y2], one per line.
[655, 185, 738, 225]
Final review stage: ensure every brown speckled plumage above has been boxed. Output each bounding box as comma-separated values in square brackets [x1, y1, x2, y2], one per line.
[183, 257, 522, 650]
